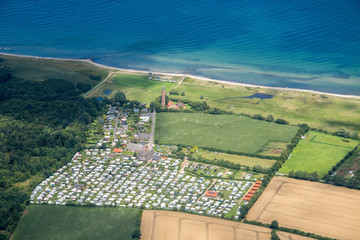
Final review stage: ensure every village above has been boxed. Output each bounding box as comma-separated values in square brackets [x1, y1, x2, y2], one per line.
[30, 105, 262, 220]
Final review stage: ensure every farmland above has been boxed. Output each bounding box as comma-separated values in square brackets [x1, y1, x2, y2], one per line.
[155, 112, 298, 155]
[12, 205, 140, 240]
[196, 149, 277, 168]
[141, 210, 313, 240]
[279, 131, 359, 177]
[246, 177, 360, 240]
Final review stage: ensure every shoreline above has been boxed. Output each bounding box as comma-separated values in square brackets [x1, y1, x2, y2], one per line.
[1, 52, 360, 99]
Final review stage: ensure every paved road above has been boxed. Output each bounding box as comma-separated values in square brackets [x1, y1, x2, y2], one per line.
[148, 110, 156, 150]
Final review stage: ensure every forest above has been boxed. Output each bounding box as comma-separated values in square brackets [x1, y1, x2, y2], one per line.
[0, 67, 105, 239]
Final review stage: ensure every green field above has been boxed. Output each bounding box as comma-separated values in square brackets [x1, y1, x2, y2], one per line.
[12, 205, 140, 240]
[196, 149, 276, 168]
[94, 73, 177, 103]
[173, 78, 360, 133]
[155, 112, 298, 154]
[0, 54, 108, 85]
[279, 131, 359, 177]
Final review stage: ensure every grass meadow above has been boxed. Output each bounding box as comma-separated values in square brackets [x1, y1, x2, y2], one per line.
[155, 112, 298, 154]
[173, 78, 360, 133]
[94, 73, 177, 103]
[196, 149, 276, 168]
[279, 131, 359, 177]
[0, 54, 108, 85]
[12, 205, 140, 240]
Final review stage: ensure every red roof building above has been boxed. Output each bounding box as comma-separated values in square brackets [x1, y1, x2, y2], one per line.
[205, 191, 218, 198]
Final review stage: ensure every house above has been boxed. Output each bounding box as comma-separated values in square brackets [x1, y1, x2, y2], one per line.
[139, 113, 151, 122]
[126, 143, 146, 153]
[167, 100, 186, 110]
[135, 133, 151, 140]
[138, 150, 155, 161]
[205, 191, 218, 198]
[113, 148, 123, 154]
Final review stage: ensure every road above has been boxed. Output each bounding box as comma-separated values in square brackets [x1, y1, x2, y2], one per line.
[83, 71, 117, 98]
[113, 109, 122, 140]
[148, 109, 156, 150]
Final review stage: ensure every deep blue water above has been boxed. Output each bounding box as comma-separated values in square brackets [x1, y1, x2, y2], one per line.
[1, 0, 360, 95]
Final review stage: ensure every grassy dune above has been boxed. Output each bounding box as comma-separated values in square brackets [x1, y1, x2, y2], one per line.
[173, 78, 360, 133]
[155, 112, 298, 154]
[13, 205, 139, 240]
[0, 54, 108, 85]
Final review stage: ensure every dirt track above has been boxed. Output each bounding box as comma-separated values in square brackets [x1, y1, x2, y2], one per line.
[141, 210, 312, 240]
[246, 177, 360, 240]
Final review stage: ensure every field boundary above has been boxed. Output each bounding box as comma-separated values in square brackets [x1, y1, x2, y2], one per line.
[309, 135, 354, 149]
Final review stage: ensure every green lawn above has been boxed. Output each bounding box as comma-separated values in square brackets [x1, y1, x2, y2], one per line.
[94, 73, 177, 103]
[155, 113, 298, 154]
[279, 131, 359, 177]
[196, 149, 276, 168]
[12, 205, 140, 240]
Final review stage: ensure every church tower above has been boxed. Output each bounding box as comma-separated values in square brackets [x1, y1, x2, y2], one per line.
[161, 86, 166, 108]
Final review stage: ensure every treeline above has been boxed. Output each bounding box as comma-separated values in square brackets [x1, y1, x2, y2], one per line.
[0, 68, 106, 239]
[288, 171, 319, 181]
[311, 127, 359, 140]
[323, 146, 360, 189]
[243, 220, 336, 240]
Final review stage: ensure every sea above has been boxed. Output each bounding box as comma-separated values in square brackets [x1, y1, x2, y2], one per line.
[1, 0, 360, 95]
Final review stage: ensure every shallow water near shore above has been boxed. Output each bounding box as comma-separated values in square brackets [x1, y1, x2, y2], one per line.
[1, 0, 360, 95]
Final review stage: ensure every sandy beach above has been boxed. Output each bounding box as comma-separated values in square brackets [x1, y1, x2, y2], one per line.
[1, 52, 359, 99]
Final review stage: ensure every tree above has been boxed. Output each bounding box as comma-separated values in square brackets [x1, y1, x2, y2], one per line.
[114, 91, 127, 105]
[181, 91, 185, 96]
[266, 114, 274, 122]
[252, 114, 264, 120]
[350, 132, 358, 140]
[275, 118, 289, 125]
[309, 171, 319, 181]
[270, 220, 278, 229]
[271, 229, 280, 240]
[132, 229, 141, 239]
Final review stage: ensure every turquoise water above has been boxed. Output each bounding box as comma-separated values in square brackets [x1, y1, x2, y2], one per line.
[1, 0, 360, 95]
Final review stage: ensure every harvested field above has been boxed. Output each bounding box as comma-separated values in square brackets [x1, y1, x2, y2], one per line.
[141, 210, 313, 240]
[246, 177, 360, 240]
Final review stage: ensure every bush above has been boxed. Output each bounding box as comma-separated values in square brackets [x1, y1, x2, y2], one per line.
[132, 229, 141, 239]
[270, 220, 278, 229]
[275, 118, 289, 125]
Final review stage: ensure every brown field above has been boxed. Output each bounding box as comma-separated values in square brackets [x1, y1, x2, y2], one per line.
[141, 210, 313, 240]
[246, 177, 360, 240]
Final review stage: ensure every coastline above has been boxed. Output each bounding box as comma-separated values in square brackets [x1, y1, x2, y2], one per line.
[1, 52, 360, 99]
